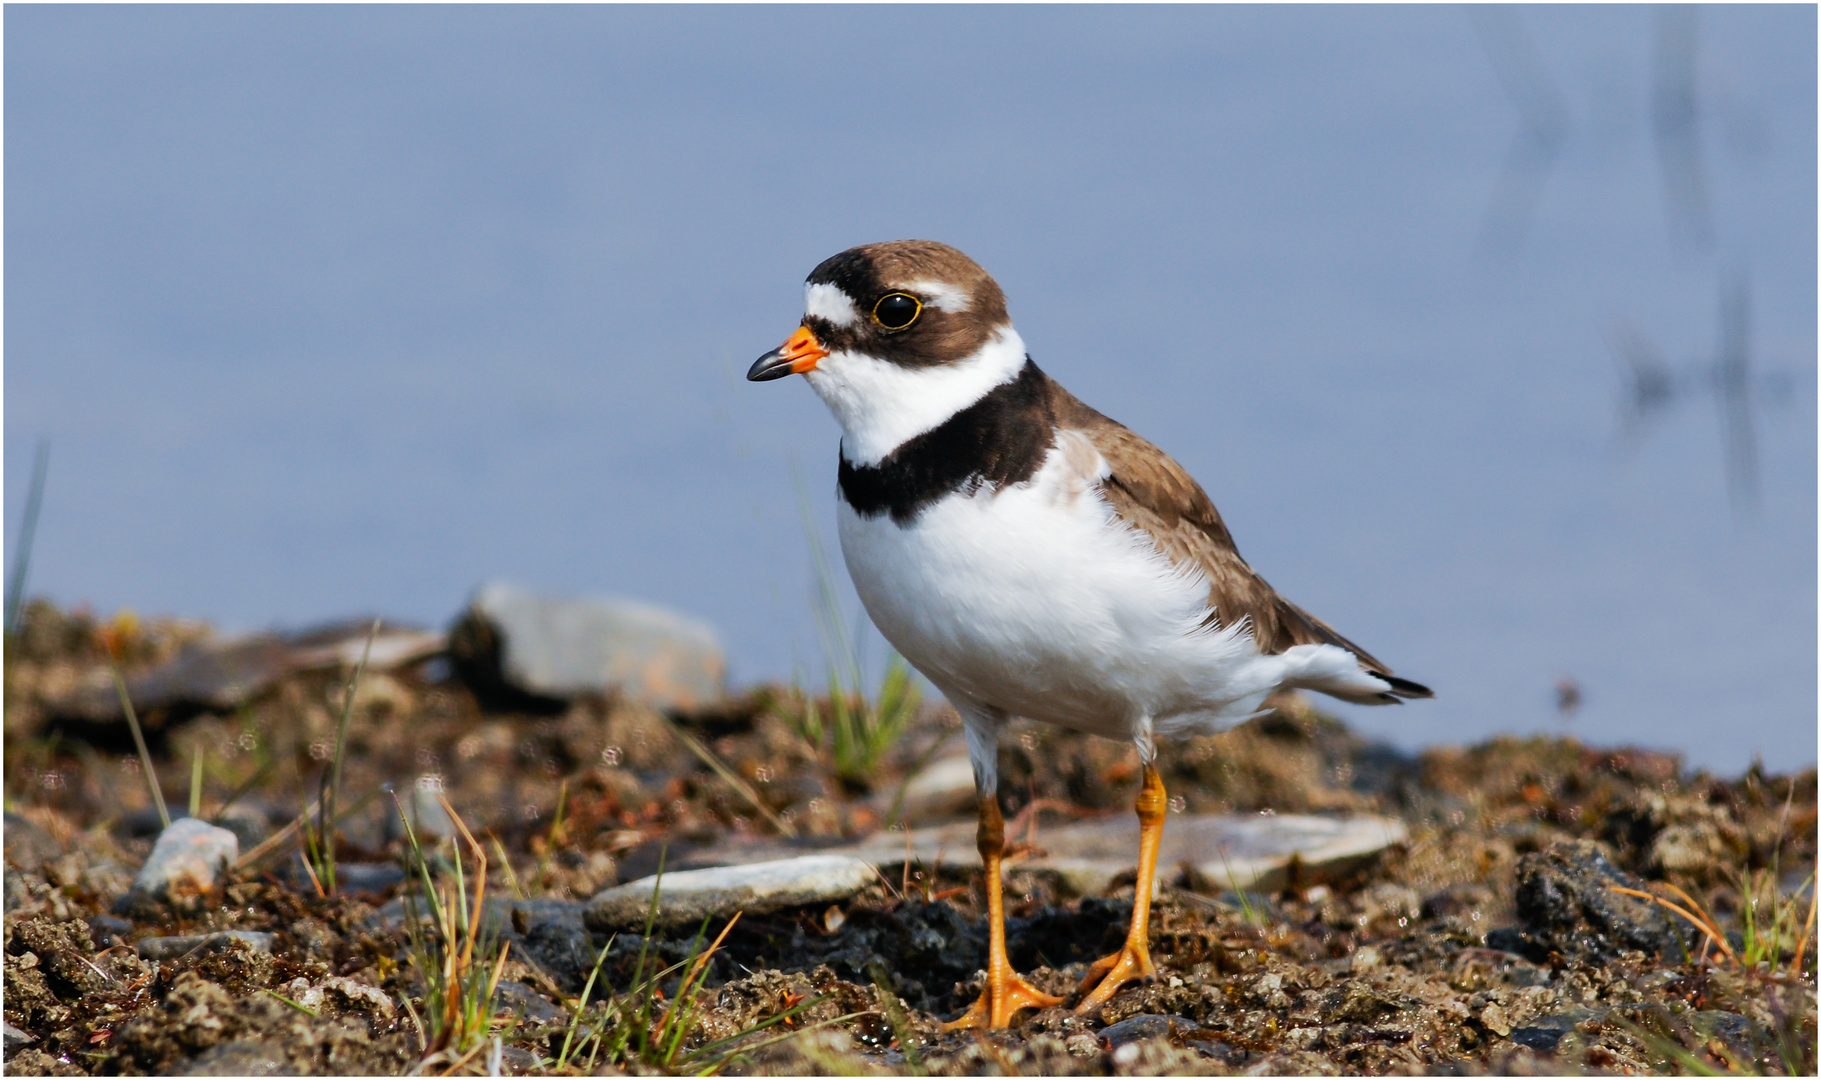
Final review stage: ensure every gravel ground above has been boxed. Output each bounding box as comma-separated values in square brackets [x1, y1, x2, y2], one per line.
[4, 601, 1814, 1075]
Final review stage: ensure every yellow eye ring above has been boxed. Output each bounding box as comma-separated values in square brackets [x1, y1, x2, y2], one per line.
[871, 292, 923, 331]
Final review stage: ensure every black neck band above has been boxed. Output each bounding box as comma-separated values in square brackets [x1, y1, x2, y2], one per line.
[837, 359, 1053, 526]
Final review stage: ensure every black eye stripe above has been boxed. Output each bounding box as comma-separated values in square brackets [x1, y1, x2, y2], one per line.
[872, 292, 922, 331]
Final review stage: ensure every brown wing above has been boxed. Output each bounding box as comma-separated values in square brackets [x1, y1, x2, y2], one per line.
[1052, 387, 1429, 698]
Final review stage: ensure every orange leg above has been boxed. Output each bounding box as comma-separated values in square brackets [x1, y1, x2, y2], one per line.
[942, 793, 1064, 1030]
[1075, 762, 1166, 1013]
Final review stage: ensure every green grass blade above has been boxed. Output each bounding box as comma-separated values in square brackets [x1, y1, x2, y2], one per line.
[108, 658, 169, 830]
[188, 743, 205, 820]
[4, 440, 50, 637]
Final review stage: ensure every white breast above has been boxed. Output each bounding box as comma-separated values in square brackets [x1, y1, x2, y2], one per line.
[805, 327, 1028, 467]
[836, 432, 1296, 739]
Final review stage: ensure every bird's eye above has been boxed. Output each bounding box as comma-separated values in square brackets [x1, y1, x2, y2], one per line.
[871, 292, 922, 331]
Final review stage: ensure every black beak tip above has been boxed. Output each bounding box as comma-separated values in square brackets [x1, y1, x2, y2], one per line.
[747, 350, 793, 382]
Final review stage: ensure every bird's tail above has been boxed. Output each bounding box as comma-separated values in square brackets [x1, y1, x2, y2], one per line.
[1277, 643, 1433, 706]
[1272, 596, 1432, 704]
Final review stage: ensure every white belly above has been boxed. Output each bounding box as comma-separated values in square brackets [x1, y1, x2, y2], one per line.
[836, 442, 1289, 740]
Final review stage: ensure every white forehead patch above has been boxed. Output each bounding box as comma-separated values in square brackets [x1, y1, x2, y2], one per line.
[904, 279, 972, 313]
[803, 282, 861, 327]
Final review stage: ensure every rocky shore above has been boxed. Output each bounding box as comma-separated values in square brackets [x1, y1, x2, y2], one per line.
[4, 600, 1813, 1075]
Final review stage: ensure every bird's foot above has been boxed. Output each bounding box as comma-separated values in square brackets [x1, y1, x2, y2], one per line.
[942, 969, 1064, 1030]
[1073, 940, 1157, 1014]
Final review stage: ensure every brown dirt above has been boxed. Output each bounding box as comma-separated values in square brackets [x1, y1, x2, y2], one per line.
[3, 599, 1814, 1075]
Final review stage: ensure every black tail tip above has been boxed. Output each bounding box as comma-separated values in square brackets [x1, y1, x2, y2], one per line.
[1381, 674, 1434, 700]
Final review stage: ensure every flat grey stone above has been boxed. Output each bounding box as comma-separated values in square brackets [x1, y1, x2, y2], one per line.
[326, 861, 405, 896]
[584, 853, 872, 930]
[285, 858, 404, 896]
[136, 930, 274, 960]
[683, 812, 1408, 898]
[115, 818, 240, 917]
[451, 582, 724, 709]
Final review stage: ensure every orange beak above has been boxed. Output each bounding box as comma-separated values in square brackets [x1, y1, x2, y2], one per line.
[747, 325, 829, 382]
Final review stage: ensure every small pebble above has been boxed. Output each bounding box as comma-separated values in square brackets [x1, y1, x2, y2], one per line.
[114, 819, 239, 917]
[1065, 1031, 1101, 1057]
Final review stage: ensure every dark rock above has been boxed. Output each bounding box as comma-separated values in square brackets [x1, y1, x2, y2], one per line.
[179, 1039, 298, 1076]
[122, 807, 171, 838]
[699, 899, 996, 1016]
[88, 914, 135, 949]
[1009, 897, 1132, 972]
[1508, 1024, 1566, 1053]
[285, 858, 403, 897]
[1506, 1007, 1604, 1055]
[482, 896, 586, 934]
[137, 931, 275, 960]
[492, 980, 566, 1028]
[496, 1044, 541, 1075]
[1094, 1013, 1241, 1063]
[1491, 840, 1692, 964]
[1690, 1010, 1757, 1062]
[4, 1020, 37, 1054]
[1099, 1013, 1200, 1048]
[490, 899, 599, 996]
[1483, 927, 1528, 956]
[520, 916, 600, 996]
[332, 861, 406, 896]
[450, 583, 725, 710]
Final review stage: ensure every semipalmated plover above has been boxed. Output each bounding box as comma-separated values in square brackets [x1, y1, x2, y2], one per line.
[749, 240, 1431, 1028]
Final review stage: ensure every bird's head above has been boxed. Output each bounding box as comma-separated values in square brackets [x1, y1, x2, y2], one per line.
[748, 240, 1028, 465]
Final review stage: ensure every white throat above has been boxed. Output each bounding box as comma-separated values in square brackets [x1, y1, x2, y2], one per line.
[805, 326, 1028, 466]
